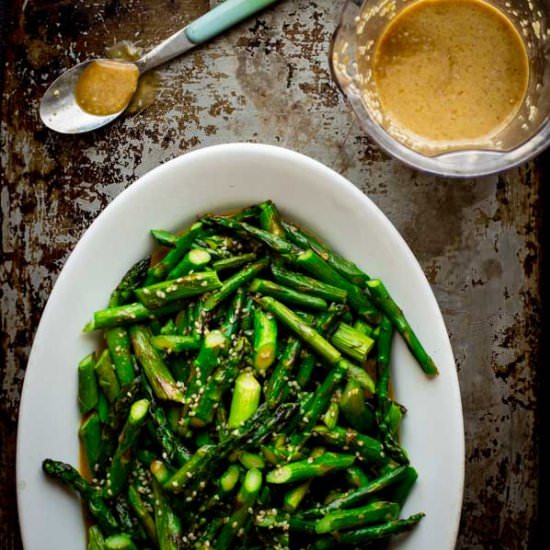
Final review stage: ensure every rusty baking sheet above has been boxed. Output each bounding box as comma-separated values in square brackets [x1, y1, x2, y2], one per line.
[0, 0, 542, 548]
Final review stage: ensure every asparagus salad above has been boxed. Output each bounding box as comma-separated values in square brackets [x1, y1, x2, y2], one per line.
[43, 201, 437, 550]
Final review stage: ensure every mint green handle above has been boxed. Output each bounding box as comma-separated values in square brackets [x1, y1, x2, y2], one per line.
[185, 0, 280, 44]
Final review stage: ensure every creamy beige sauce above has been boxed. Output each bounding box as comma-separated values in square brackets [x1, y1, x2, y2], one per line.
[367, 0, 529, 149]
[76, 59, 139, 116]
[105, 41, 160, 115]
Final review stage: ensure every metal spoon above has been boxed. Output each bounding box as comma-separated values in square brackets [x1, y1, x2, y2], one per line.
[40, 0, 280, 134]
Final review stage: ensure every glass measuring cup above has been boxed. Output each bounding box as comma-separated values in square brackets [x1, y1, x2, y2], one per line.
[330, 0, 550, 177]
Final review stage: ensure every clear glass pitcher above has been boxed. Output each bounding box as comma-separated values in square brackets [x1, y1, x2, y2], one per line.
[330, 0, 550, 177]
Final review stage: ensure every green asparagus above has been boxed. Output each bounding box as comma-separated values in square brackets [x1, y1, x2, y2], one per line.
[46, 202, 433, 550]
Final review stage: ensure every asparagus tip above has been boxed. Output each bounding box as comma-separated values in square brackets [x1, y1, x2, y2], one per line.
[83, 320, 95, 333]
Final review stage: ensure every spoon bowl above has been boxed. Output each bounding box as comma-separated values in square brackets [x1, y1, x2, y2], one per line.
[39, 59, 128, 134]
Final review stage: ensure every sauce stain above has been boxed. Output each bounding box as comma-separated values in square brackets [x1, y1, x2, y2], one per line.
[364, 0, 529, 153]
[106, 41, 161, 115]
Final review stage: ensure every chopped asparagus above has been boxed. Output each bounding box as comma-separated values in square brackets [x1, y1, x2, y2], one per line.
[78, 353, 99, 414]
[228, 372, 262, 428]
[136, 271, 222, 309]
[45, 202, 431, 550]
[366, 279, 438, 375]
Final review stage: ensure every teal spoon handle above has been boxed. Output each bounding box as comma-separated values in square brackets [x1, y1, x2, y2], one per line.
[136, 0, 280, 73]
[186, 0, 280, 44]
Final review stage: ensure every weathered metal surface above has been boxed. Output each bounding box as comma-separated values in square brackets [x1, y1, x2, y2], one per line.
[0, 0, 542, 548]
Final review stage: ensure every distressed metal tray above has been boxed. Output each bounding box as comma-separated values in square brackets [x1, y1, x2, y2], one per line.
[0, 1, 542, 548]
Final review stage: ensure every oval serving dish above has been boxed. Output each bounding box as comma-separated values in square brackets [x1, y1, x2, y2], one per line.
[17, 143, 464, 549]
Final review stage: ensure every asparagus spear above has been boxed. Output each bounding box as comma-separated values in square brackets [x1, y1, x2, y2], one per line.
[231, 204, 262, 221]
[228, 372, 262, 428]
[259, 200, 285, 237]
[313, 425, 387, 465]
[84, 300, 189, 332]
[283, 480, 311, 512]
[345, 465, 370, 488]
[295, 305, 344, 387]
[97, 392, 110, 423]
[331, 322, 375, 363]
[79, 412, 102, 474]
[321, 465, 409, 513]
[354, 318, 378, 338]
[221, 287, 245, 339]
[94, 349, 121, 403]
[104, 534, 138, 550]
[215, 468, 263, 550]
[282, 220, 371, 285]
[388, 466, 418, 509]
[240, 295, 254, 334]
[87, 526, 105, 550]
[338, 358, 376, 394]
[205, 215, 300, 255]
[212, 252, 258, 272]
[150, 334, 201, 353]
[252, 307, 278, 373]
[297, 367, 345, 440]
[128, 484, 157, 544]
[136, 271, 222, 310]
[296, 354, 317, 388]
[78, 353, 99, 414]
[250, 278, 328, 311]
[203, 258, 268, 311]
[150, 460, 175, 485]
[183, 330, 228, 425]
[191, 298, 209, 340]
[145, 221, 204, 284]
[152, 478, 181, 550]
[239, 451, 266, 470]
[322, 399, 340, 430]
[105, 327, 136, 386]
[150, 228, 178, 248]
[148, 405, 191, 466]
[220, 464, 242, 493]
[167, 247, 211, 279]
[271, 263, 347, 303]
[129, 325, 185, 403]
[315, 500, 399, 534]
[163, 445, 214, 493]
[257, 296, 342, 365]
[264, 336, 301, 408]
[266, 452, 355, 484]
[42, 459, 119, 533]
[109, 257, 150, 307]
[193, 337, 246, 427]
[334, 513, 425, 544]
[292, 250, 379, 324]
[366, 279, 438, 375]
[376, 315, 393, 398]
[105, 399, 150, 497]
[114, 490, 149, 541]
[254, 509, 317, 533]
[340, 378, 375, 433]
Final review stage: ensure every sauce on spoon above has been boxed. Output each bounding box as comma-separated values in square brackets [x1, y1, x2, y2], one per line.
[75, 59, 139, 116]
